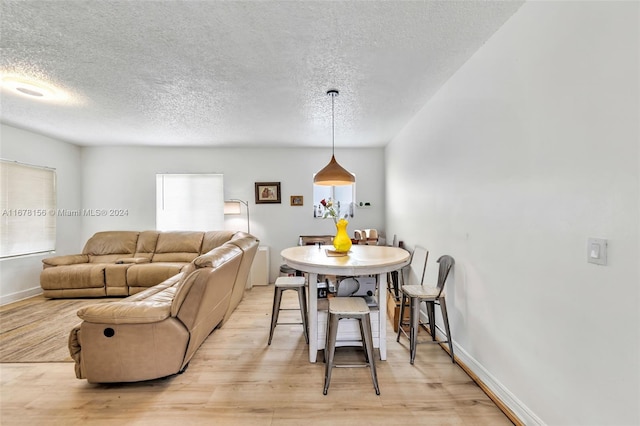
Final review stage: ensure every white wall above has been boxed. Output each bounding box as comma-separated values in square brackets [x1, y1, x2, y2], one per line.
[0, 127, 384, 297]
[385, 2, 639, 425]
[80, 146, 385, 283]
[0, 124, 83, 304]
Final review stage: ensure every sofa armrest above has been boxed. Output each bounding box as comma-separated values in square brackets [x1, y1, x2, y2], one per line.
[116, 257, 151, 264]
[42, 254, 89, 267]
[77, 301, 171, 324]
[68, 325, 85, 379]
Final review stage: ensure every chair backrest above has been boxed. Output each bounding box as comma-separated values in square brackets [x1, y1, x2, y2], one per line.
[435, 255, 455, 298]
[364, 229, 379, 245]
[405, 246, 428, 286]
[299, 235, 333, 246]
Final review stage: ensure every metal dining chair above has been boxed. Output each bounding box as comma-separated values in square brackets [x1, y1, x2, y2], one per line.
[364, 229, 379, 245]
[396, 254, 455, 364]
[353, 230, 366, 244]
[268, 276, 309, 345]
[323, 296, 379, 395]
[403, 246, 429, 289]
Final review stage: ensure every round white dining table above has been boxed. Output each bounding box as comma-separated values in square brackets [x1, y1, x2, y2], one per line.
[281, 244, 410, 363]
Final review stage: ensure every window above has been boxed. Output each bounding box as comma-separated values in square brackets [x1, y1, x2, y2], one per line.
[0, 159, 56, 258]
[312, 176, 356, 220]
[156, 173, 224, 231]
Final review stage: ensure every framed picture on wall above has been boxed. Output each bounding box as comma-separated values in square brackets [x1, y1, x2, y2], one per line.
[290, 195, 303, 206]
[255, 182, 281, 204]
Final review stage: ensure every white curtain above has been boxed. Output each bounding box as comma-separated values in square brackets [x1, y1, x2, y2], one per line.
[0, 160, 56, 258]
[156, 173, 224, 231]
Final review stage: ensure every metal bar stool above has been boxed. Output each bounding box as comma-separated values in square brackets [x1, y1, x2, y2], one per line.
[396, 255, 455, 364]
[268, 276, 309, 345]
[323, 297, 379, 395]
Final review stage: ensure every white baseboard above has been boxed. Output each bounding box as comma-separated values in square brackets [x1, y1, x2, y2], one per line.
[449, 337, 545, 425]
[1, 286, 42, 306]
[419, 310, 545, 426]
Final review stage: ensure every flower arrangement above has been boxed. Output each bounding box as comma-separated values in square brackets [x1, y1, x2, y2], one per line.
[320, 198, 346, 224]
[320, 198, 352, 252]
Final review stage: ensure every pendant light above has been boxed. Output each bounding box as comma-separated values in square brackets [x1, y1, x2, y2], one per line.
[314, 90, 355, 186]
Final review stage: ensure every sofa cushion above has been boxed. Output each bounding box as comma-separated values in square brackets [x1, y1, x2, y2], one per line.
[104, 263, 130, 295]
[174, 251, 242, 362]
[134, 230, 160, 260]
[118, 257, 151, 264]
[170, 267, 202, 318]
[223, 235, 260, 323]
[41, 264, 106, 290]
[42, 254, 89, 267]
[126, 263, 188, 288]
[201, 230, 235, 254]
[83, 231, 139, 256]
[194, 245, 243, 268]
[77, 300, 171, 324]
[152, 231, 203, 263]
[78, 277, 179, 324]
[127, 273, 182, 301]
[168, 244, 242, 318]
[88, 254, 129, 263]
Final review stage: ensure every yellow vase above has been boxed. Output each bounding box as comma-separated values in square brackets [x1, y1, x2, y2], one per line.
[333, 219, 353, 253]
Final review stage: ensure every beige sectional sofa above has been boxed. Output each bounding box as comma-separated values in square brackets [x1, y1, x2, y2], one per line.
[63, 230, 258, 383]
[42, 231, 258, 383]
[40, 230, 243, 298]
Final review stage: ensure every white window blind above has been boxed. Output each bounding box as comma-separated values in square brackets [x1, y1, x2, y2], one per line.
[156, 173, 224, 231]
[0, 159, 56, 258]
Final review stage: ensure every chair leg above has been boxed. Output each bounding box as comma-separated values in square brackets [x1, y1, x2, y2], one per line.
[439, 298, 454, 363]
[409, 296, 419, 365]
[297, 287, 309, 344]
[323, 313, 339, 395]
[268, 287, 283, 345]
[361, 313, 380, 395]
[358, 315, 369, 363]
[323, 308, 330, 363]
[396, 293, 407, 342]
[426, 301, 436, 341]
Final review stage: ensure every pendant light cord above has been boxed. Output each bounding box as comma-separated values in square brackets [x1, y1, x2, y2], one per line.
[331, 91, 336, 156]
[327, 89, 339, 157]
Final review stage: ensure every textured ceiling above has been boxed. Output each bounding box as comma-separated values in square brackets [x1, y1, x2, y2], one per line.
[0, 1, 523, 148]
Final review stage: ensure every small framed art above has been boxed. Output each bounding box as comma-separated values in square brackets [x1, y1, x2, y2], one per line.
[255, 182, 281, 204]
[290, 195, 304, 206]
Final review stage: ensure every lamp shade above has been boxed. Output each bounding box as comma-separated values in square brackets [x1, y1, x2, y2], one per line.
[223, 199, 250, 233]
[313, 155, 355, 186]
[224, 201, 242, 215]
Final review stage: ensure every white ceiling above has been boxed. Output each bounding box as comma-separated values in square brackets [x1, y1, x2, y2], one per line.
[0, 1, 523, 148]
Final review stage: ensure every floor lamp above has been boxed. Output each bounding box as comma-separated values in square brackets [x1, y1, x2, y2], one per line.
[224, 199, 250, 234]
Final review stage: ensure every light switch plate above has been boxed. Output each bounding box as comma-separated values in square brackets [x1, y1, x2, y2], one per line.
[587, 238, 607, 266]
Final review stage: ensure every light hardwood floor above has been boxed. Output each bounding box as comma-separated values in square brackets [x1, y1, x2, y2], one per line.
[0, 286, 513, 425]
